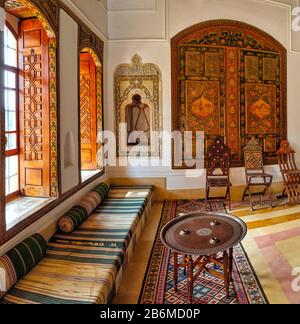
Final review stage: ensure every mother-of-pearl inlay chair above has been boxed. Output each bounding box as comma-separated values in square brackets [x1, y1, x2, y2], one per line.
[242, 137, 273, 211]
[206, 137, 232, 211]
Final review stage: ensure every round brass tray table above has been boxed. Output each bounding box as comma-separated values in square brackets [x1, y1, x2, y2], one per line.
[160, 212, 247, 303]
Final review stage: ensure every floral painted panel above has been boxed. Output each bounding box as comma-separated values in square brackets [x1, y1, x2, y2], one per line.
[186, 80, 220, 134]
[172, 20, 287, 168]
[245, 84, 277, 135]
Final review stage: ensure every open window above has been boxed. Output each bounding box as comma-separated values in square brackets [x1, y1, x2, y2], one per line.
[4, 24, 19, 199]
[3, 1, 58, 229]
[79, 49, 103, 181]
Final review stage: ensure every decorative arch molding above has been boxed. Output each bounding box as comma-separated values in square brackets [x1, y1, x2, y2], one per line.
[115, 54, 162, 157]
[4, 0, 59, 37]
[171, 19, 287, 168]
[79, 24, 104, 63]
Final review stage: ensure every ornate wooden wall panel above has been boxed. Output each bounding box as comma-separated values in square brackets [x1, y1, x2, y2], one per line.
[171, 20, 287, 168]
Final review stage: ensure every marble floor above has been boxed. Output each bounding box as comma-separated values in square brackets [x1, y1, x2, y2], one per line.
[113, 202, 163, 304]
[113, 199, 300, 304]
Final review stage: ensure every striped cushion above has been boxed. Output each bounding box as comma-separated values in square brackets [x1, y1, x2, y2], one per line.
[92, 182, 110, 200]
[1, 242, 125, 304]
[58, 182, 110, 234]
[0, 186, 153, 304]
[53, 187, 153, 250]
[0, 234, 47, 298]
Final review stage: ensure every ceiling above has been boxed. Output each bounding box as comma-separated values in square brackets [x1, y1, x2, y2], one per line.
[97, 0, 300, 12]
[98, 0, 157, 12]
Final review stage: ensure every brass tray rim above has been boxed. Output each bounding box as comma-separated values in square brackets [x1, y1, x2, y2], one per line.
[160, 211, 248, 255]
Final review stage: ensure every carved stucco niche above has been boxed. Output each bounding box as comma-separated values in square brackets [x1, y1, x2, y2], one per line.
[114, 54, 162, 157]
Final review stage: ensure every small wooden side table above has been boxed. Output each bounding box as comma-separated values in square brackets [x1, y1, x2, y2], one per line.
[160, 212, 247, 303]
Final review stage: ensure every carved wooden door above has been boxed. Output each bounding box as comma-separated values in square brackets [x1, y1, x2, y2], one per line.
[19, 19, 50, 197]
[80, 53, 97, 170]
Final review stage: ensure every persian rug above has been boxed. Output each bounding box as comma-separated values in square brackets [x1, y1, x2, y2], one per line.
[139, 200, 268, 304]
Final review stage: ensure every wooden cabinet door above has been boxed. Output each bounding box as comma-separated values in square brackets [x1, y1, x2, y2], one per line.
[19, 19, 50, 197]
[80, 53, 97, 170]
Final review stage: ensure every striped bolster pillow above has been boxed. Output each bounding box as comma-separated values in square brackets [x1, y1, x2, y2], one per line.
[58, 205, 89, 234]
[92, 182, 110, 200]
[0, 233, 47, 298]
[58, 183, 110, 234]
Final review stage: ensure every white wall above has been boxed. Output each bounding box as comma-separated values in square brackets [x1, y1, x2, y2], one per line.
[60, 9, 80, 193]
[107, 0, 300, 189]
[108, 0, 166, 40]
[66, 0, 108, 39]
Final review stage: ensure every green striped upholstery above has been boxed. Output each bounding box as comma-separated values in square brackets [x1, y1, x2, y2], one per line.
[53, 187, 153, 250]
[92, 182, 110, 200]
[0, 186, 153, 304]
[0, 234, 47, 298]
[0, 242, 126, 304]
[58, 183, 110, 233]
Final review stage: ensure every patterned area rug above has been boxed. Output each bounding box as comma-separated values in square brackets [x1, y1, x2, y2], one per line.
[139, 200, 268, 304]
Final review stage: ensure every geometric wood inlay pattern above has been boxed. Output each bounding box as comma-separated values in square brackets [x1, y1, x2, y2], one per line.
[80, 76, 92, 145]
[23, 49, 43, 161]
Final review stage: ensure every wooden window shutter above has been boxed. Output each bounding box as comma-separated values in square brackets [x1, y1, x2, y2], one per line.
[80, 53, 97, 170]
[19, 19, 50, 197]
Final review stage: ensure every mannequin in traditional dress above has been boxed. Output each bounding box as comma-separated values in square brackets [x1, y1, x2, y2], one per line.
[125, 94, 150, 145]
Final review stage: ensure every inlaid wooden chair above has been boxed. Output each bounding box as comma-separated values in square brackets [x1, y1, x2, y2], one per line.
[206, 136, 232, 210]
[242, 137, 273, 211]
[277, 141, 300, 205]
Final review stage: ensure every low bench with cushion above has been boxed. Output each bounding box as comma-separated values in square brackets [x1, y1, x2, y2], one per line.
[0, 184, 153, 304]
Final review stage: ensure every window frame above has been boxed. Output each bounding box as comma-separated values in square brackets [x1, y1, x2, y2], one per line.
[0, 2, 105, 246]
[4, 22, 20, 201]
[78, 45, 105, 185]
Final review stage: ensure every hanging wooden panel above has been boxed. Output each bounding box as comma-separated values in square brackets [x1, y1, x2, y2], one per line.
[171, 20, 287, 168]
[80, 52, 97, 170]
[19, 18, 50, 197]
